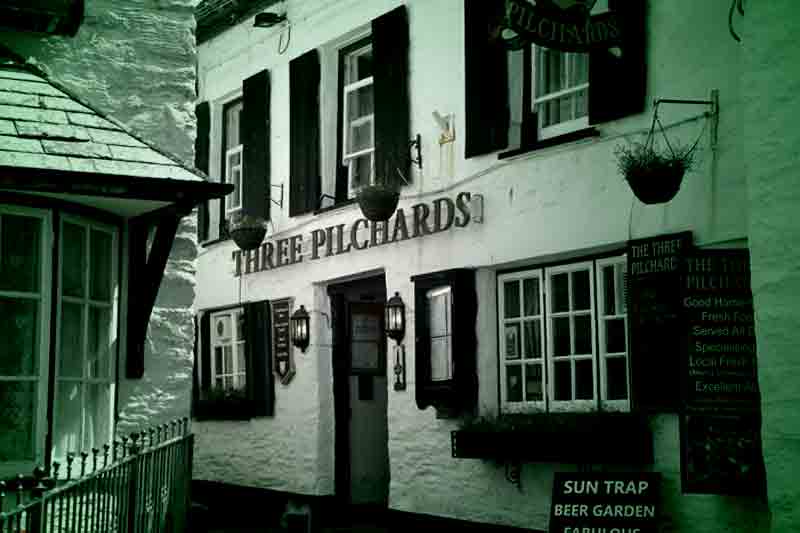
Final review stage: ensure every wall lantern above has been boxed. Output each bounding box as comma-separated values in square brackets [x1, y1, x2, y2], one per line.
[290, 305, 310, 353]
[385, 292, 406, 342]
[385, 292, 407, 391]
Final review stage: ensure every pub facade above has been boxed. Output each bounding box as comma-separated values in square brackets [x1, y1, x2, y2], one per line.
[192, 0, 778, 531]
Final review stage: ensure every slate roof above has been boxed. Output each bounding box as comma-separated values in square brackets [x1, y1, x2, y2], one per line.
[0, 56, 206, 184]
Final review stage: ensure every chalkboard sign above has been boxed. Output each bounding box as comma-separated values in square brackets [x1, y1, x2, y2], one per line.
[549, 472, 660, 533]
[627, 232, 692, 411]
[272, 298, 296, 385]
[680, 249, 766, 497]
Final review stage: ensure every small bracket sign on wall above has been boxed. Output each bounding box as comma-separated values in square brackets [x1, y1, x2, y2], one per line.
[272, 298, 296, 385]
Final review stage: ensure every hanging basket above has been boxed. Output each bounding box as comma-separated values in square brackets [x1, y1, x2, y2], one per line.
[623, 157, 688, 205]
[356, 183, 400, 222]
[229, 213, 267, 251]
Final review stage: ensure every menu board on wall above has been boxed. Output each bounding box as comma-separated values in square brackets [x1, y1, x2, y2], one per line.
[680, 249, 766, 497]
[272, 298, 295, 385]
[627, 232, 692, 411]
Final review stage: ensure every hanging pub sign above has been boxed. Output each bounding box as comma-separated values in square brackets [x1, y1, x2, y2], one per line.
[272, 298, 296, 385]
[680, 249, 766, 497]
[501, 0, 624, 52]
[549, 472, 660, 533]
[627, 231, 692, 412]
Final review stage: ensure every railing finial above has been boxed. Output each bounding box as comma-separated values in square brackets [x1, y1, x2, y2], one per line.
[66, 452, 75, 480]
[79, 451, 89, 477]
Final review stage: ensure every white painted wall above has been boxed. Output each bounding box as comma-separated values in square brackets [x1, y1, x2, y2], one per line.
[193, 0, 774, 530]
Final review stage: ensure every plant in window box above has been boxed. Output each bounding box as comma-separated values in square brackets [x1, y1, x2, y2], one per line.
[228, 211, 267, 251]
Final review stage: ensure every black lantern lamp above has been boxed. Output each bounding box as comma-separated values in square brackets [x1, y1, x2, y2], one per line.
[290, 305, 310, 353]
[385, 292, 406, 343]
[386, 292, 407, 391]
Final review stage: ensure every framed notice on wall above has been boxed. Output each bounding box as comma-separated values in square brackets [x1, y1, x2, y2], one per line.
[680, 249, 766, 497]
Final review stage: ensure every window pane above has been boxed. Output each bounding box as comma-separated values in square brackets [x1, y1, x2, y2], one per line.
[504, 323, 520, 360]
[524, 363, 543, 402]
[84, 384, 111, 450]
[575, 359, 594, 400]
[223, 345, 233, 375]
[523, 320, 541, 360]
[603, 265, 616, 316]
[215, 314, 232, 341]
[523, 278, 540, 316]
[236, 344, 246, 375]
[0, 381, 35, 461]
[236, 373, 247, 391]
[89, 229, 112, 302]
[552, 316, 571, 357]
[344, 45, 373, 84]
[62, 222, 86, 298]
[224, 101, 242, 150]
[431, 336, 452, 381]
[506, 364, 522, 402]
[59, 302, 84, 378]
[349, 152, 373, 190]
[572, 270, 591, 310]
[504, 280, 520, 318]
[0, 215, 41, 293]
[606, 357, 628, 400]
[224, 376, 234, 390]
[88, 306, 111, 379]
[346, 85, 374, 153]
[606, 318, 626, 354]
[236, 312, 245, 341]
[54, 381, 82, 457]
[551, 273, 569, 312]
[553, 361, 571, 401]
[0, 298, 38, 376]
[428, 289, 451, 337]
[574, 314, 592, 355]
[214, 346, 223, 375]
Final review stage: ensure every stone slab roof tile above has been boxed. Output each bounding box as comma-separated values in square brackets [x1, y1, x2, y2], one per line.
[0, 78, 65, 97]
[66, 112, 122, 130]
[0, 151, 75, 171]
[88, 128, 146, 147]
[0, 120, 16, 135]
[0, 91, 38, 107]
[0, 104, 68, 124]
[0, 135, 44, 153]
[109, 145, 175, 165]
[0, 70, 42, 83]
[15, 122, 91, 141]
[42, 140, 113, 159]
[41, 96, 92, 113]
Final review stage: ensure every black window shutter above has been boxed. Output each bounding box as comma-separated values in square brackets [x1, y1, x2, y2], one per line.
[242, 70, 271, 221]
[289, 50, 321, 216]
[200, 311, 211, 394]
[194, 102, 210, 241]
[464, 0, 509, 158]
[589, 0, 647, 125]
[245, 300, 275, 416]
[372, 6, 410, 186]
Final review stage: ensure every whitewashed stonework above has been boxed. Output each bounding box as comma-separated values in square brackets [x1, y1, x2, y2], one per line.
[1, 0, 200, 434]
[193, 0, 790, 531]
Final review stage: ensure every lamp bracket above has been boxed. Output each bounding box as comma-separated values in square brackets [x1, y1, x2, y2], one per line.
[270, 183, 284, 208]
[409, 134, 422, 170]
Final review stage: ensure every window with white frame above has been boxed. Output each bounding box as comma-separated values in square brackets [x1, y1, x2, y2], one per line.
[427, 286, 453, 382]
[532, 47, 589, 139]
[0, 208, 50, 470]
[53, 216, 118, 461]
[498, 255, 628, 413]
[340, 37, 374, 199]
[223, 99, 243, 214]
[210, 308, 246, 391]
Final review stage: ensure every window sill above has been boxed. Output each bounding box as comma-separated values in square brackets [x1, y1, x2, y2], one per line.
[498, 127, 600, 160]
[451, 412, 652, 464]
[200, 236, 230, 248]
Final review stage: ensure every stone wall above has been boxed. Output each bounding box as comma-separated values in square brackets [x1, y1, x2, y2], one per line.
[0, 0, 200, 433]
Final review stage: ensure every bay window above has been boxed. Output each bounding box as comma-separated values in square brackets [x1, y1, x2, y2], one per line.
[498, 255, 628, 413]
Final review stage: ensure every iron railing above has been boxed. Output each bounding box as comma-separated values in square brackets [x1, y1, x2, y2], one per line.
[0, 418, 193, 533]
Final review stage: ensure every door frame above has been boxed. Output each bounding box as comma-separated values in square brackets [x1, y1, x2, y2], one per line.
[327, 274, 387, 504]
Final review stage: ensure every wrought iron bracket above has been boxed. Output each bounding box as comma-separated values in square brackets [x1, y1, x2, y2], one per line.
[409, 134, 422, 170]
[653, 90, 719, 151]
[270, 183, 284, 208]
